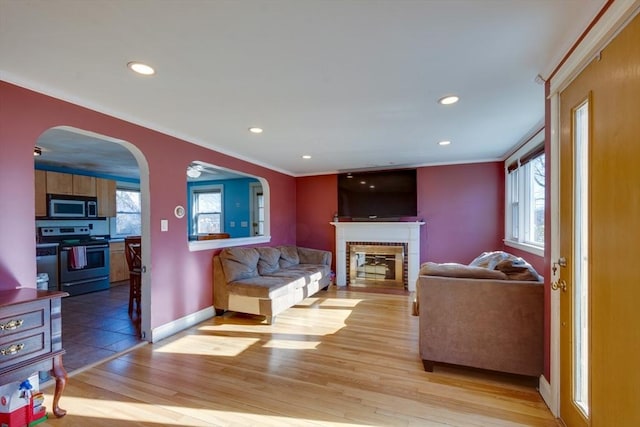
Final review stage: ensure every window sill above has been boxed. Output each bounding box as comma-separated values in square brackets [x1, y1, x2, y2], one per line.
[504, 239, 544, 257]
[188, 235, 271, 251]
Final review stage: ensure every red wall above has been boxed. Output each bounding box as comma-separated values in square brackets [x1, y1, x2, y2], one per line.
[417, 162, 505, 263]
[296, 174, 337, 255]
[0, 81, 297, 331]
[295, 162, 506, 265]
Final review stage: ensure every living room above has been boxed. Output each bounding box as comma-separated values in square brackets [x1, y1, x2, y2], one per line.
[1, 1, 639, 426]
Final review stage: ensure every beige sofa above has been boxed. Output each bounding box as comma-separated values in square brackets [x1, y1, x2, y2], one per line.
[415, 252, 544, 377]
[213, 246, 332, 324]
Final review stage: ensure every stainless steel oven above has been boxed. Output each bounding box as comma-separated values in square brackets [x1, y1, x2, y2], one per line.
[39, 226, 110, 296]
[59, 242, 110, 296]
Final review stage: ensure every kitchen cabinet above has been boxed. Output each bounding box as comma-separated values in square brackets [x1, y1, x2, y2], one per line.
[35, 170, 47, 217]
[71, 175, 96, 196]
[109, 241, 129, 283]
[45, 171, 73, 195]
[45, 172, 96, 197]
[96, 178, 116, 217]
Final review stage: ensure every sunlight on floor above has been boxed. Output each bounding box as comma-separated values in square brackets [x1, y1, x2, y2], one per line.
[40, 395, 370, 426]
[161, 297, 363, 356]
[263, 339, 320, 350]
[316, 297, 363, 308]
[155, 335, 260, 356]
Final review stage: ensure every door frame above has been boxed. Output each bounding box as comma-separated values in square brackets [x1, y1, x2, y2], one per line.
[543, 0, 640, 416]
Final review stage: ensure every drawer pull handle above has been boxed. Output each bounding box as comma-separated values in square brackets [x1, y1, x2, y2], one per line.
[0, 343, 25, 356]
[0, 319, 24, 331]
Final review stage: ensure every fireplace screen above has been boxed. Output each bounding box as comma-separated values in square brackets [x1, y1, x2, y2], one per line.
[349, 244, 405, 288]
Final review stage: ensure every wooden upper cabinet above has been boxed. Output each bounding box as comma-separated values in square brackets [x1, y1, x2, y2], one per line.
[35, 170, 47, 217]
[96, 178, 117, 217]
[45, 171, 73, 195]
[72, 175, 96, 197]
[45, 171, 97, 197]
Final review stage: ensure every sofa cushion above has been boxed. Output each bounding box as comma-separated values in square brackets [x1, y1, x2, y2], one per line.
[261, 270, 309, 289]
[263, 264, 329, 288]
[495, 259, 541, 281]
[278, 246, 300, 268]
[228, 276, 292, 299]
[219, 247, 260, 282]
[256, 247, 281, 275]
[419, 262, 508, 280]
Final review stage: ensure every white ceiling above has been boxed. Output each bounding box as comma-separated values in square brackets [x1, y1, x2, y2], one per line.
[1, 0, 605, 177]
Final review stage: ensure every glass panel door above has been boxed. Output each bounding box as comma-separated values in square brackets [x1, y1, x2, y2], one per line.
[573, 101, 589, 417]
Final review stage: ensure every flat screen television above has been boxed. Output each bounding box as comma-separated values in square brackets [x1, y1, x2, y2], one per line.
[337, 169, 417, 220]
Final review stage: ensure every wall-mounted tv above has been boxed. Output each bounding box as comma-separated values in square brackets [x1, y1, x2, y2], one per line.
[337, 168, 417, 220]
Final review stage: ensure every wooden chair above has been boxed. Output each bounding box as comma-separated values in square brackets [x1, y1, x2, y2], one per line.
[124, 236, 142, 316]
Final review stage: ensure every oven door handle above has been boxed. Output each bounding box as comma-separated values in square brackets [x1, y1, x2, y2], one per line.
[61, 245, 109, 251]
[61, 276, 110, 287]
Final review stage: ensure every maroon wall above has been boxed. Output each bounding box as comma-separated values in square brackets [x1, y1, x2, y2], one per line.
[417, 162, 505, 263]
[296, 174, 337, 256]
[295, 162, 505, 265]
[0, 81, 297, 330]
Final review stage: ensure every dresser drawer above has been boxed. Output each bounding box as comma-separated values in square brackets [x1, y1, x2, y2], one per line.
[0, 332, 50, 369]
[0, 300, 48, 340]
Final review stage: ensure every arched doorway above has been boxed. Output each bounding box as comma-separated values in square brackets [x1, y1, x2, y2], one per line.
[34, 126, 151, 372]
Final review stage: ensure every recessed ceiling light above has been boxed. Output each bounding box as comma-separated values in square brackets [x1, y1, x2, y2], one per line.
[127, 61, 155, 76]
[249, 127, 263, 134]
[438, 140, 451, 146]
[438, 95, 459, 105]
[302, 155, 312, 159]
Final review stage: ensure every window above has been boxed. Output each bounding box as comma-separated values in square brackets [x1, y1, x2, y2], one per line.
[115, 189, 141, 236]
[191, 185, 223, 235]
[505, 130, 545, 254]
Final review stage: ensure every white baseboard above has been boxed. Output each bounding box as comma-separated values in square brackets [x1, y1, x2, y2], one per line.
[150, 305, 215, 343]
[539, 375, 554, 413]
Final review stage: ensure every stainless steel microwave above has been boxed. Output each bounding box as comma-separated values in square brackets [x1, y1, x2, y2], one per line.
[48, 195, 97, 218]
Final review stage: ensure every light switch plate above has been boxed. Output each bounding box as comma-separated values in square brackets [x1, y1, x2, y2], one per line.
[161, 219, 168, 232]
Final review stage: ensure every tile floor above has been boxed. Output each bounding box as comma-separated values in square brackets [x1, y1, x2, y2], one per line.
[60, 282, 142, 372]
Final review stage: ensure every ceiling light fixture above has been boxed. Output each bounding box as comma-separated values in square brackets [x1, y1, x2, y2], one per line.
[438, 140, 451, 146]
[248, 127, 263, 134]
[302, 155, 311, 159]
[33, 146, 42, 156]
[438, 95, 459, 105]
[127, 61, 155, 76]
[186, 165, 202, 178]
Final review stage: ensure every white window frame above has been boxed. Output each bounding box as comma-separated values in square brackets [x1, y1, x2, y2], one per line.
[190, 184, 224, 235]
[110, 184, 142, 238]
[504, 129, 545, 257]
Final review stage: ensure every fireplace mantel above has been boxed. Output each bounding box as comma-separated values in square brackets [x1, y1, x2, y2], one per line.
[331, 221, 424, 291]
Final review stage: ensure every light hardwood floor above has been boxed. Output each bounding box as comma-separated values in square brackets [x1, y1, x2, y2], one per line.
[40, 287, 557, 426]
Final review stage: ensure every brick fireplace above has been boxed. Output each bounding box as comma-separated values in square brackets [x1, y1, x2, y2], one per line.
[331, 221, 424, 292]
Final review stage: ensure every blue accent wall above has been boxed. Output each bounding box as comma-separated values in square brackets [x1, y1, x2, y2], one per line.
[187, 178, 258, 238]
